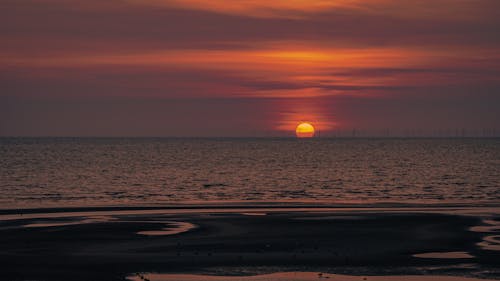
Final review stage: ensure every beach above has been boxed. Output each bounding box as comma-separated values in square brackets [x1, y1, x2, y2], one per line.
[1, 206, 499, 281]
[3, 0, 500, 279]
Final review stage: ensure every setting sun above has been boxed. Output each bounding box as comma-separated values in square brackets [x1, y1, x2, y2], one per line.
[295, 122, 315, 138]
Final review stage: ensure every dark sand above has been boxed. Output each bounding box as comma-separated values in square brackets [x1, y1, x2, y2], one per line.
[1, 207, 499, 281]
[128, 272, 498, 281]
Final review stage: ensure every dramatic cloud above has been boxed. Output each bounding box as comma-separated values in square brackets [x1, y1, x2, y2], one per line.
[1, 0, 499, 136]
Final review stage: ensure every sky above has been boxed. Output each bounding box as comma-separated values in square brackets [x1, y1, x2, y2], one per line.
[1, 0, 499, 137]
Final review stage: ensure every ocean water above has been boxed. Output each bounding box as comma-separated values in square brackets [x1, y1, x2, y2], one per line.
[1, 138, 499, 209]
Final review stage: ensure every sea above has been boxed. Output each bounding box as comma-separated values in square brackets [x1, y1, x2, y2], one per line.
[1, 138, 499, 209]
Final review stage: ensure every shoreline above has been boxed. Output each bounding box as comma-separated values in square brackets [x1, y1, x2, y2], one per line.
[1, 207, 499, 280]
[2, 205, 500, 222]
[3, 201, 500, 215]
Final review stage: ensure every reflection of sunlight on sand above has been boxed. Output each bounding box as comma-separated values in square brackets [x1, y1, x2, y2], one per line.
[137, 221, 196, 236]
[23, 215, 115, 228]
[293, 215, 364, 221]
[22, 215, 196, 237]
[478, 235, 500, 251]
[241, 213, 267, 216]
[413, 251, 474, 259]
[469, 220, 500, 233]
[470, 219, 500, 251]
[128, 271, 498, 281]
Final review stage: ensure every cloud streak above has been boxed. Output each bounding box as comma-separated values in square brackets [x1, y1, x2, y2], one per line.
[1, 0, 499, 135]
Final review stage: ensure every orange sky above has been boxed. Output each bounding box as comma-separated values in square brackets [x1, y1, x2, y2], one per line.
[1, 0, 499, 136]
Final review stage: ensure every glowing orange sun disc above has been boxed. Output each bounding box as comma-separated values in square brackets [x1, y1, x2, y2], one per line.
[295, 122, 315, 138]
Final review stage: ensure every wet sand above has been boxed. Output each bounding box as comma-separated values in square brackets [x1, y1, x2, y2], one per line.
[128, 272, 498, 281]
[0, 207, 499, 281]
